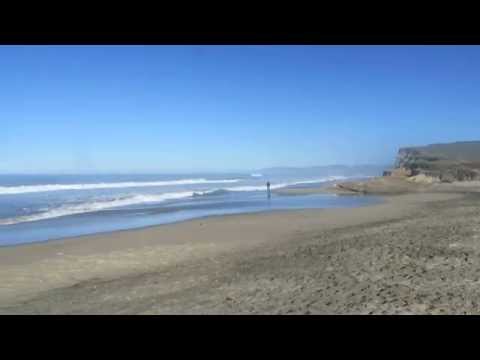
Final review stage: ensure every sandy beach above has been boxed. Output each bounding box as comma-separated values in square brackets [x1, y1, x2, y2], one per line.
[2, 181, 480, 314]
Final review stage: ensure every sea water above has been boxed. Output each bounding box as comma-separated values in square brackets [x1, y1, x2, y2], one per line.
[0, 173, 381, 246]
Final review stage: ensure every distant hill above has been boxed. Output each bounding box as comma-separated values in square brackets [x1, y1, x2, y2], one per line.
[392, 141, 480, 182]
[257, 164, 387, 177]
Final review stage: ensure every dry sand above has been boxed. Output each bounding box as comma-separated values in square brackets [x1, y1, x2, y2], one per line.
[1, 182, 480, 314]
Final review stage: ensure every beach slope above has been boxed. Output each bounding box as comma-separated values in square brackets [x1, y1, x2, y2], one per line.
[2, 187, 480, 314]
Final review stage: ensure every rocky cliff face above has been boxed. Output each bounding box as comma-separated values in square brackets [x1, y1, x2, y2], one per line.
[389, 141, 480, 182]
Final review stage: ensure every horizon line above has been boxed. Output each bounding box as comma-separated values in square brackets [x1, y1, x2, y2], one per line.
[0, 163, 390, 176]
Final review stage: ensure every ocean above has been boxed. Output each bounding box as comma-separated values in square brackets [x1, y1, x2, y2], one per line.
[0, 173, 381, 246]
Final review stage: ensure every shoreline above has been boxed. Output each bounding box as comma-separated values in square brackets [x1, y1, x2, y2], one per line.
[0, 208, 339, 250]
[0, 194, 385, 265]
[0, 190, 379, 249]
[0, 190, 465, 313]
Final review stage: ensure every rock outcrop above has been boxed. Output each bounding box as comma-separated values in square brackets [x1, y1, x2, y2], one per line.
[331, 141, 480, 196]
[334, 176, 427, 194]
[385, 141, 480, 183]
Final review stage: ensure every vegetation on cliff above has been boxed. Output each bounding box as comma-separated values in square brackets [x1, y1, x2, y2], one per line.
[391, 141, 480, 182]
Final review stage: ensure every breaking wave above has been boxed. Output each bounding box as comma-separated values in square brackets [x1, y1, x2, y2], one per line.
[224, 176, 347, 192]
[0, 178, 240, 195]
[0, 176, 348, 225]
[0, 191, 210, 225]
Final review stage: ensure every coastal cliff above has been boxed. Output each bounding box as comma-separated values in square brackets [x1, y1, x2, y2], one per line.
[387, 141, 480, 182]
[332, 141, 480, 195]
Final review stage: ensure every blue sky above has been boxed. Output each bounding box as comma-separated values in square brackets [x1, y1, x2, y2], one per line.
[1, 45, 480, 173]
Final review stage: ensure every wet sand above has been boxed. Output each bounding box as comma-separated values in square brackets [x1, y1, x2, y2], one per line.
[1, 186, 480, 314]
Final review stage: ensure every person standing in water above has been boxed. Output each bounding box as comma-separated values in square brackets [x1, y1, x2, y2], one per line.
[266, 181, 271, 199]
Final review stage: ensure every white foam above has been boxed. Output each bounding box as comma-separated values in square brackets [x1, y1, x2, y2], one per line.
[0, 176, 349, 225]
[0, 178, 240, 195]
[289, 176, 348, 185]
[250, 173, 263, 177]
[0, 190, 212, 225]
[225, 176, 347, 192]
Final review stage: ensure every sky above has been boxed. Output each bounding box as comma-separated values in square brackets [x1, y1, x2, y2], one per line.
[1, 45, 480, 173]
